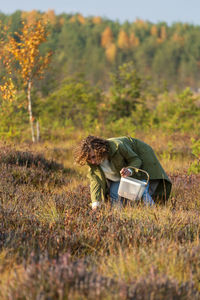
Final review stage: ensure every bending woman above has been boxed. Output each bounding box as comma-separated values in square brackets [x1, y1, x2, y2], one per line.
[74, 135, 172, 209]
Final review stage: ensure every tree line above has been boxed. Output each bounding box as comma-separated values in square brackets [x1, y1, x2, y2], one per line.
[0, 10, 199, 146]
[1, 10, 200, 91]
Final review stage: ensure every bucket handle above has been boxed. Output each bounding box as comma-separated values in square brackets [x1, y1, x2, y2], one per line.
[126, 166, 150, 185]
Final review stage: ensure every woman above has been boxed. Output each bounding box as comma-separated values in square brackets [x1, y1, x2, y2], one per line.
[74, 135, 172, 209]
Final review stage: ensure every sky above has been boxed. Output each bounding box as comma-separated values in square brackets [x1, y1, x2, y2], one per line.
[0, 0, 200, 25]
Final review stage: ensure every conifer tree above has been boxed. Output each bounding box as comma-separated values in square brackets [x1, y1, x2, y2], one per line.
[161, 26, 167, 41]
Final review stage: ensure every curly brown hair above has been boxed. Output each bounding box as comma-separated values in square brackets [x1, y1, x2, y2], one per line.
[74, 135, 109, 166]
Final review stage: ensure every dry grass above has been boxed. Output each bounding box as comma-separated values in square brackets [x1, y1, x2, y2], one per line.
[0, 132, 199, 299]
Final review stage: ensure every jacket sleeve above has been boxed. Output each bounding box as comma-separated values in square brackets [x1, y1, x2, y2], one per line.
[118, 142, 142, 168]
[87, 168, 104, 204]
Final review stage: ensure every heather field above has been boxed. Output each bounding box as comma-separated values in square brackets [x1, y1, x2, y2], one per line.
[0, 132, 200, 300]
[1, 10, 200, 300]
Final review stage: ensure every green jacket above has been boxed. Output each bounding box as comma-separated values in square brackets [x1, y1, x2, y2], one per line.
[87, 136, 172, 204]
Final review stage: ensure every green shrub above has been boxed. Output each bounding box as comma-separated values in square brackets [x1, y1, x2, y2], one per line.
[152, 88, 200, 133]
[105, 117, 136, 137]
[0, 93, 28, 141]
[108, 62, 142, 120]
[39, 75, 103, 134]
[188, 138, 200, 174]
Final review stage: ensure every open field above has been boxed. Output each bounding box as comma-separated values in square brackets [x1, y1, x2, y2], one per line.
[0, 131, 200, 299]
[1, 10, 200, 300]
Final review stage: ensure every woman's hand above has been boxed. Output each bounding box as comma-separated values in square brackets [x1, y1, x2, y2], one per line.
[91, 201, 100, 210]
[120, 168, 132, 177]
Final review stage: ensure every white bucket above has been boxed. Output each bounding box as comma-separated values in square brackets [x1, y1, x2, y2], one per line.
[118, 167, 149, 201]
[118, 177, 147, 201]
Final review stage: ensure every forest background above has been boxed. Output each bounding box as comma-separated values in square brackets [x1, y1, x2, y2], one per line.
[0, 9, 200, 143]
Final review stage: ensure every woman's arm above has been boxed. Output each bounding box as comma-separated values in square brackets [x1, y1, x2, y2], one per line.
[118, 142, 142, 168]
[87, 168, 106, 208]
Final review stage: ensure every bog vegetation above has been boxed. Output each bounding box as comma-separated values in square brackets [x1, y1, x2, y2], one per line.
[0, 136, 200, 299]
[0, 9, 200, 300]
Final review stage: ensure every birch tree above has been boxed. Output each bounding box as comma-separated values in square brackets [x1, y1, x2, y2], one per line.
[0, 19, 52, 142]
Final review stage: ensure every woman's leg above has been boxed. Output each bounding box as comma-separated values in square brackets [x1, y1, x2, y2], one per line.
[142, 182, 155, 206]
[109, 180, 155, 207]
[109, 180, 121, 205]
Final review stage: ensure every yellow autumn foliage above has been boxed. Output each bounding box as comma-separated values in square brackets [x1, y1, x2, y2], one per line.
[92, 16, 102, 24]
[43, 10, 56, 25]
[69, 14, 86, 24]
[21, 10, 40, 25]
[0, 78, 16, 101]
[117, 30, 130, 49]
[161, 26, 167, 41]
[69, 16, 76, 23]
[77, 14, 86, 24]
[59, 17, 65, 26]
[101, 27, 113, 48]
[151, 25, 157, 37]
[134, 19, 148, 29]
[8, 20, 52, 84]
[129, 33, 139, 47]
[105, 43, 117, 63]
[0, 22, 16, 101]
